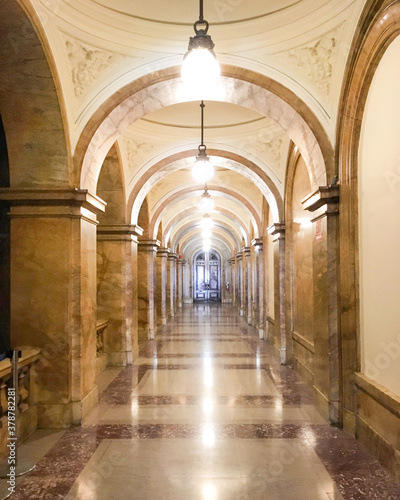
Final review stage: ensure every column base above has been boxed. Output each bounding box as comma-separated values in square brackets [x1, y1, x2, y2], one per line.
[162, 318, 167, 326]
[107, 351, 133, 367]
[240, 310, 244, 317]
[280, 348, 287, 365]
[258, 329, 264, 339]
[148, 329, 155, 340]
[38, 385, 99, 428]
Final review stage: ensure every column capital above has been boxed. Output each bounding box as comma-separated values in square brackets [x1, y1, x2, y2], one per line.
[267, 223, 285, 240]
[235, 253, 243, 261]
[243, 246, 251, 257]
[302, 184, 339, 216]
[251, 238, 263, 249]
[228, 258, 236, 265]
[157, 247, 170, 257]
[138, 239, 161, 252]
[0, 188, 106, 225]
[97, 224, 143, 242]
[168, 253, 178, 262]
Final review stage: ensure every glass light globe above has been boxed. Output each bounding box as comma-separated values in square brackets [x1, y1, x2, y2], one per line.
[198, 191, 214, 212]
[192, 155, 214, 183]
[202, 228, 212, 239]
[181, 48, 220, 92]
[200, 215, 213, 229]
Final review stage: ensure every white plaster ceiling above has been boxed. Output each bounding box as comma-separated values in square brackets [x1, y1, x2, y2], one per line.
[25, 0, 368, 257]
[92, 0, 302, 25]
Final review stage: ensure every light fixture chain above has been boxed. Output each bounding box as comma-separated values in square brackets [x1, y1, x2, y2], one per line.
[199, 0, 204, 22]
[200, 101, 205, 147]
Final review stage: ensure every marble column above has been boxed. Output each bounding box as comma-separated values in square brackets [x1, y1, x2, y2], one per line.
[252, 239, 264, 339]
[303, 185, 340, 425]
[168, 253, 178, 317]
[183, 259, 192, 304]
[243, 247, 252, 325]
[268, 224, 287, 365]
[156, 247, 169, 326]
[229, 258, 236, 305]
[0, 188, 105, 427]
[138, 239, 160, 340]
[177, 258, 184, 308]
[235, 253, 244, 316]
[97, 225, 142, 365]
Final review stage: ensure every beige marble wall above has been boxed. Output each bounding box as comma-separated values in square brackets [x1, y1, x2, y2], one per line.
[2, 189, 105, 428]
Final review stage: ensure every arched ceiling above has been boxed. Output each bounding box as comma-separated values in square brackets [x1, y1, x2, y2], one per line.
[22, 0, 368, 260]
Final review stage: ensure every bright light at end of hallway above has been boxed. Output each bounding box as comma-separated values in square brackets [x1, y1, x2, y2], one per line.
[202, 483, 217, 500]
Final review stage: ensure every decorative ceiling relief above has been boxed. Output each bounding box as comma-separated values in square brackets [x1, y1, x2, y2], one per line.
[279, 35, 337, 97]
[64, 36, 129, 99]
[121, 137, 156, 176]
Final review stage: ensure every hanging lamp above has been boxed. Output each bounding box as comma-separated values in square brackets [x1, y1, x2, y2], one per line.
[181, 0, 220, 92]
[200, 213, 213, 229]
[198, 184, 214, 211]
[192, 101, 214, 183]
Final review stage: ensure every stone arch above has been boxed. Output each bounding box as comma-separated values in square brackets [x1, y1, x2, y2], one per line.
[170, 222, 240, 256]
[76, 71, 332, 197]
[0, 0, 69, 187]
[128, 150, 283, 225]
[150, 185, 262, 240]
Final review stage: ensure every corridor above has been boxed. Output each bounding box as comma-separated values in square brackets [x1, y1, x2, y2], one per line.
[7, 305, 400, 500]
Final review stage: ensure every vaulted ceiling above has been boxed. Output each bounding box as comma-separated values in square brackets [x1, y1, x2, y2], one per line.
[18, 0, 366, 257]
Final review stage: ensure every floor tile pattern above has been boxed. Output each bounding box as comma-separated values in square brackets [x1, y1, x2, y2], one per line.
[6, 304, 400, 499]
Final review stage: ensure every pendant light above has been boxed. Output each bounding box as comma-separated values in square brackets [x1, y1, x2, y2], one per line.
[181, 0, 220, 93]
[200, 213, 213, 229]
[198, 184, 214, 211]
[192, 101, 214, 183]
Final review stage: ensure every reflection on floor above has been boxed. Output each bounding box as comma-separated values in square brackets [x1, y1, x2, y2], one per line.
[3, 304, 400, 499]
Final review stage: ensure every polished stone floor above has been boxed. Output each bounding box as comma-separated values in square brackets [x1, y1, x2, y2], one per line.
[4, 304, 400, 499]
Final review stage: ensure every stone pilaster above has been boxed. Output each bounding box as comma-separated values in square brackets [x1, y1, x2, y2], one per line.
[252, 238, 264, 339]
[177, 257, 184, 308]
[235, 253, 244, 316]
[268, 223, 287, 364]
[168, 253, 178, 317]
[97, 224, 142, 366]
[303, 184, 340, 425]
[0, 188, 106, 427]
[138, 239, 160, 340]
[228, 258, 236, 304]
[243, 247, 252, 325]
[156, 247, 169, 326]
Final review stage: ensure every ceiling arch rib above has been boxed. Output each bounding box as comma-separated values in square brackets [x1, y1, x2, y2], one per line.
[167, 212, 245, 251]
[128, 150, 282, 226]
[78, 74, 329, 200]
[176, 226, 237, 257]
[149, 186, 261, 240]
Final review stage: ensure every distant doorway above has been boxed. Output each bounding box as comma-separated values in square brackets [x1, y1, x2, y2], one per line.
[193, 250, 221, 302]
